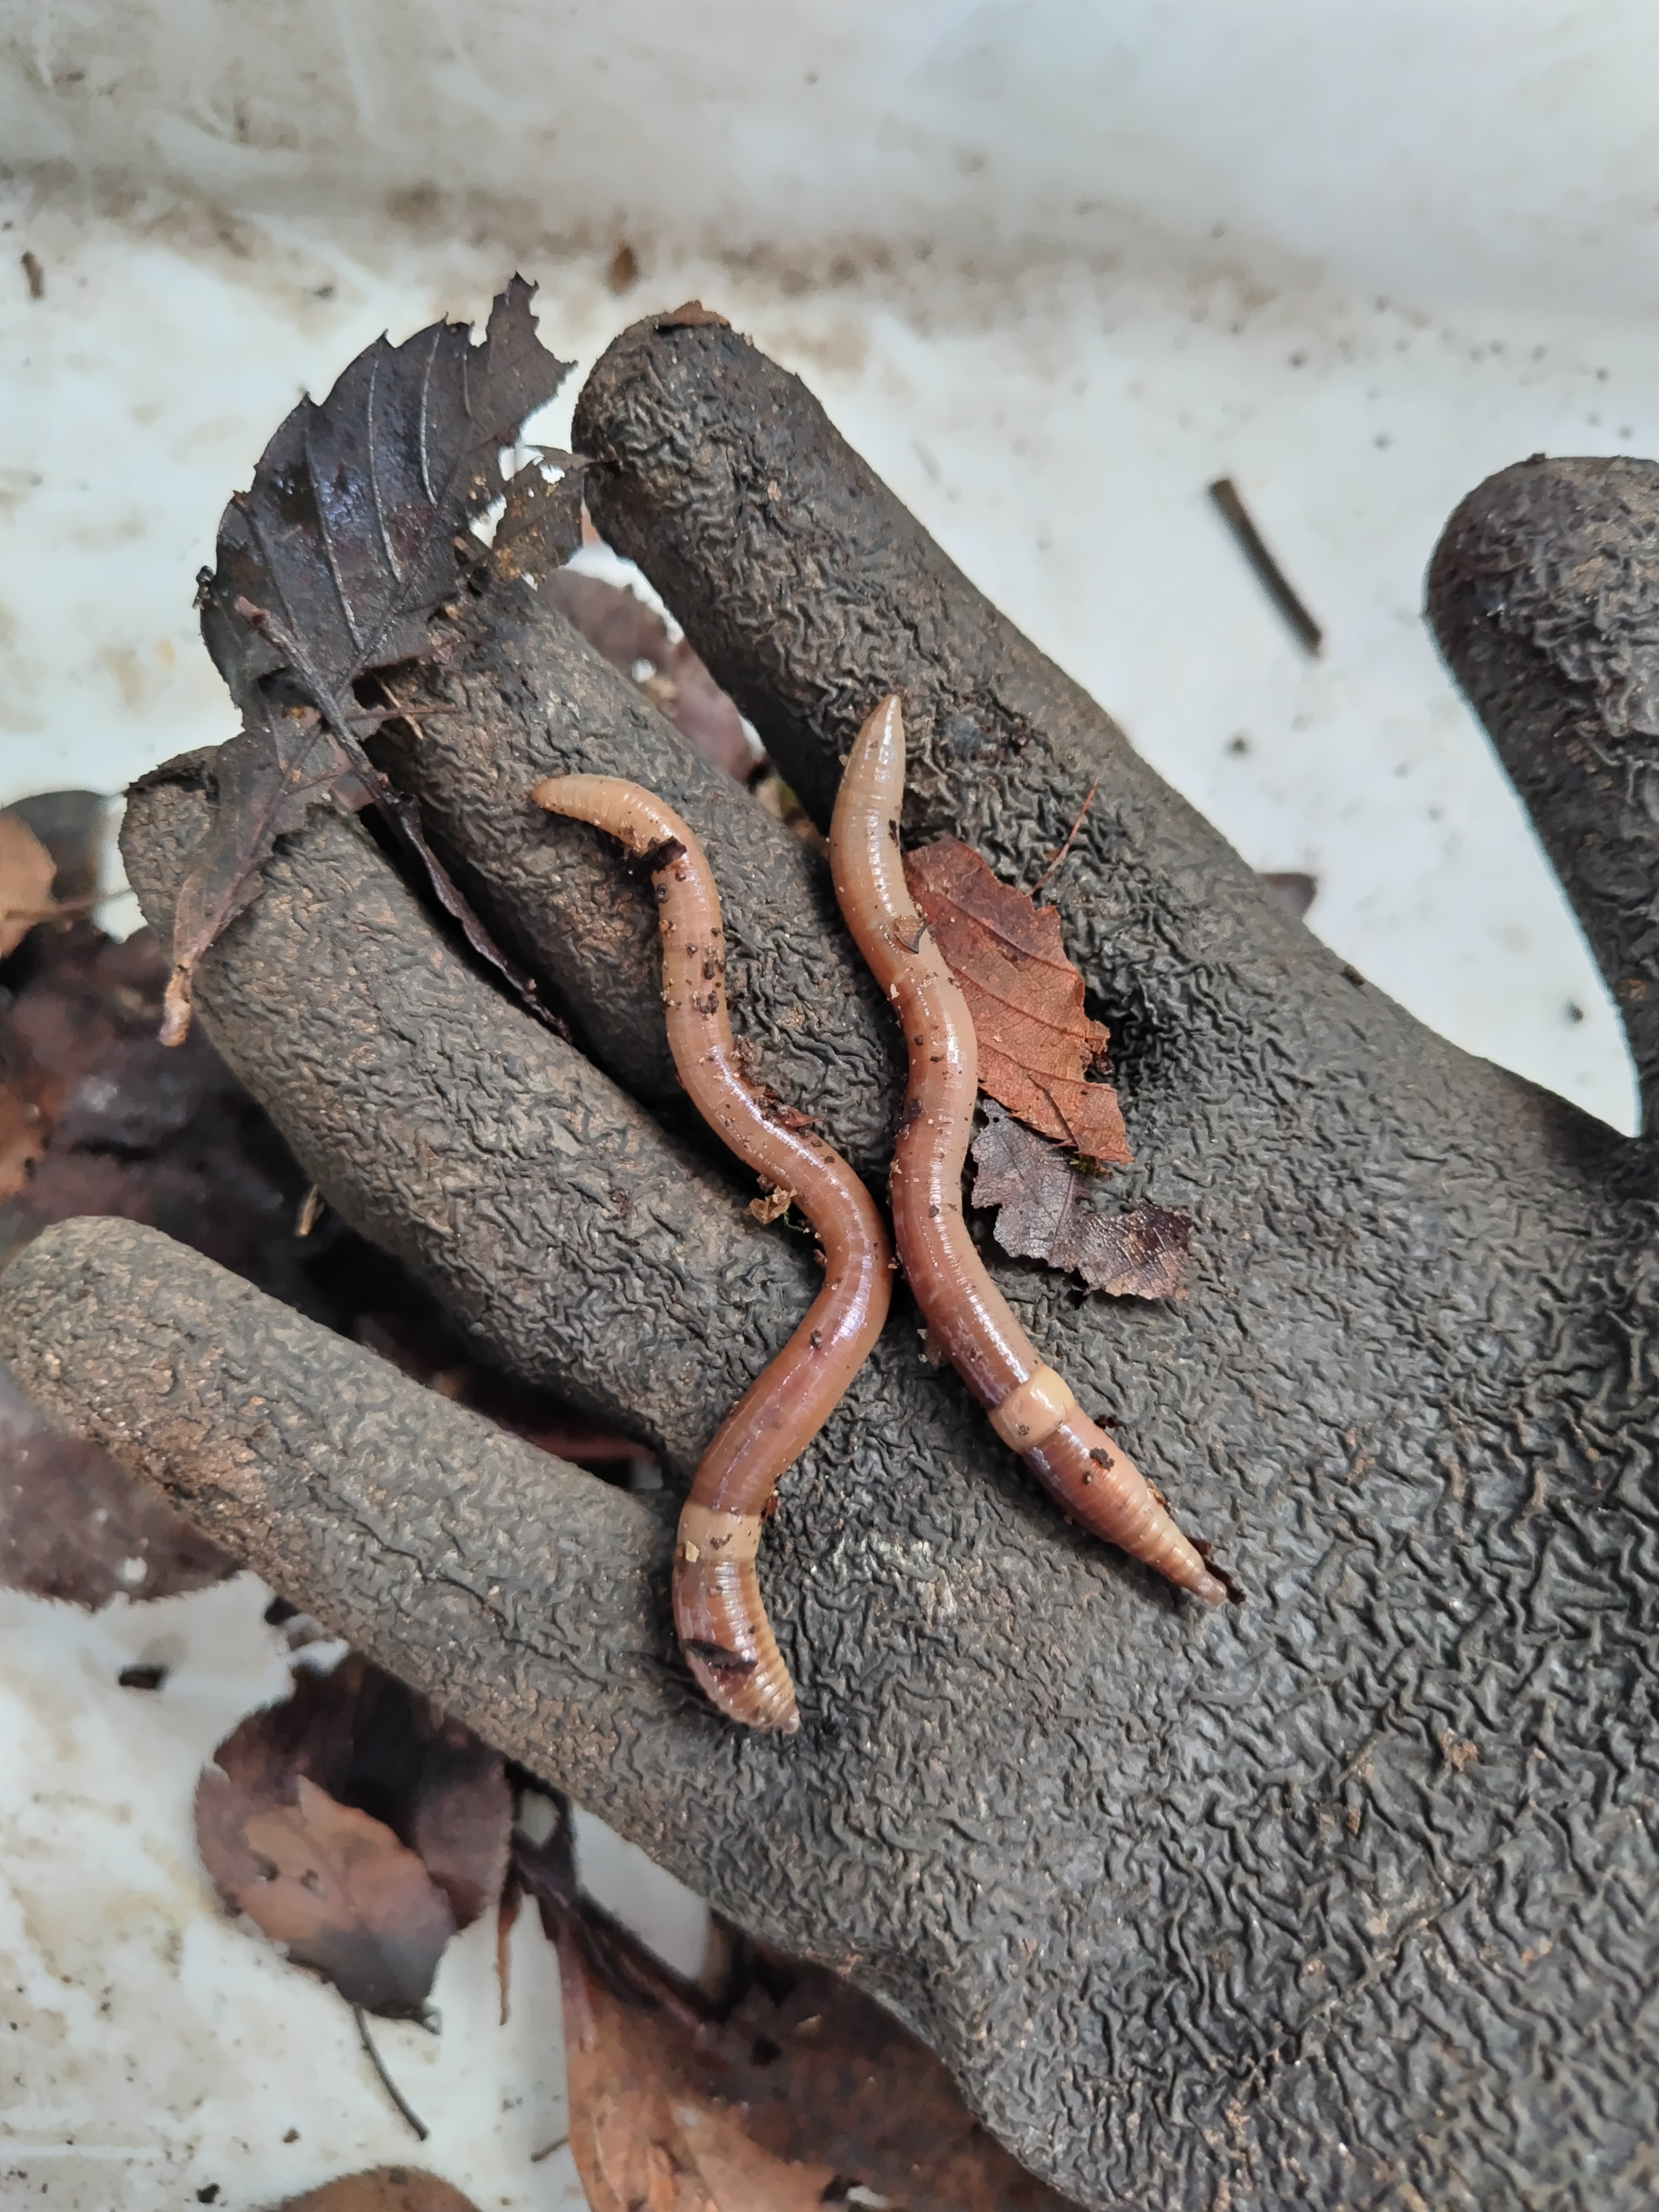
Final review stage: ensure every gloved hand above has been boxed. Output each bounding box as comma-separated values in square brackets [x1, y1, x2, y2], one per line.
[5, 316, 1655, 2212]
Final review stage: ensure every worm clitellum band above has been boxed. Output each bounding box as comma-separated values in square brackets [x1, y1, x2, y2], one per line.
[529, 774, 893, 1731]
[828, 696, 1227, 1608]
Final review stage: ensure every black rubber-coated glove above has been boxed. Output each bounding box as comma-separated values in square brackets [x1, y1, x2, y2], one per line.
[4, 319, 1655, 2212]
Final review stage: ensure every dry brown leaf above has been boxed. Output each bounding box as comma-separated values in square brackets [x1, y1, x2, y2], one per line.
[404, 1716, 514, 1933]
[556, 1919, 837, 2212]
[269, 2168, 480, 2212]
[197, 1654, 510, 2017]
[655, 301, 730, 329]
[517, 1813, 1080, 2212]
[747, 1185, 795, 1225]
[232, 1778, 457, 2015]
[904, 839, 1132, 1163]
[0, 810, 57, 959]
[7, 789, 105, 906]
[971, 1103, 1190, 1298]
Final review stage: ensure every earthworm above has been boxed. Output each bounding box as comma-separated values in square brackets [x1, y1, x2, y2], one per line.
[529, 773, 893, 1731]
[828, 696, 1226, 1608]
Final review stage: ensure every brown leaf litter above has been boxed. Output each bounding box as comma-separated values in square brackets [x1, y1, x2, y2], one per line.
[903, 838, 1132, 1164]
[197, 1653, 510, 2018]
[515, 1801, 1080, 2212]
[0, 810, 58, 961]
[270, 2169, 480, 2212]
[971, 1102, 1190, 1299]
[0, 1364, 234, 1606]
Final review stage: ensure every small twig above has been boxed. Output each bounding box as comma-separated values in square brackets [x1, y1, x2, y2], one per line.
[295, 1185, 324, 1238]
[530, 2134, 570, 2164]
[1030, 778, 1099, 899]
[0, 895, 96, 928]
[346, 692, 465, 739]
[352, 2006, 429, 2141]
[1208, 477, 1323, 656]
[21, 250, 44, 301]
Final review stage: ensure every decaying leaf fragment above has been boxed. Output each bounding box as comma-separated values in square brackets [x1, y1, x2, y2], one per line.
[197, 1653, 511, 2017]
[0, 810, 58, 960]
[154, 703, 350, 1045]
[556, 1931, 836, 2212]
[515, 1806, 1078, 2212]
[903, 838, 1131, 1163]
[492, 454, 588, 583]
[231, 1777, 457, 2017]
[269, 2169, 481, 2212]
[971, 1102, 1190, 1298]
[170, 275, 574, 1041]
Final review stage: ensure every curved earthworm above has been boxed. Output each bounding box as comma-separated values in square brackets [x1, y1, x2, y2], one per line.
[529, 773, 893, 1731]
[828, 696, 1226, 1608]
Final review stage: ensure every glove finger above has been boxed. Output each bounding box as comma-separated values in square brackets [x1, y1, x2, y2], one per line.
[120, 754, 818, 1473]
[0, 1216, 732, 1871]
[373, 577, 901, 1174]
[1427, 456, 1659, 1128]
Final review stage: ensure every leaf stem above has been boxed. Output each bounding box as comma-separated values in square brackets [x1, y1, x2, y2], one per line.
[1030, 778, 1099, 899]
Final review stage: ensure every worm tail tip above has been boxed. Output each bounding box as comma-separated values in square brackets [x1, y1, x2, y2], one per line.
[676, 1556, 802, 1733]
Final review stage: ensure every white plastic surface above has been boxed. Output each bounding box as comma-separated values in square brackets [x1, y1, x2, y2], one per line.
[1, 4, 1654, 2204]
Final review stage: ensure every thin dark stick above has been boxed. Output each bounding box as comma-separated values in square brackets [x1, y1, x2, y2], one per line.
[1208, 478, 1323, 656]
[1030, 778, 1099, 898]
[352, 2006, 429, 2141]
[530, 2134, 570, 2164]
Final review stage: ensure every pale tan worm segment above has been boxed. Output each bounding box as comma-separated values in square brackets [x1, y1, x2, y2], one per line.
[828, 697, 1227, 1608]
[529, 774, 894, 1732]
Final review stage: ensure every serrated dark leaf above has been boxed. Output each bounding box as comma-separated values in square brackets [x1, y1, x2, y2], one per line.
[202, 275, 571, 724]
[970, 1102, 1190, 1297]
[168, 277, 573, 1042]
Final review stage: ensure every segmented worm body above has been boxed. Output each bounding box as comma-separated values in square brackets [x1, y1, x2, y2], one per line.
[828, 697, 1226, 1608]
[530, 774, 893, 1731]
